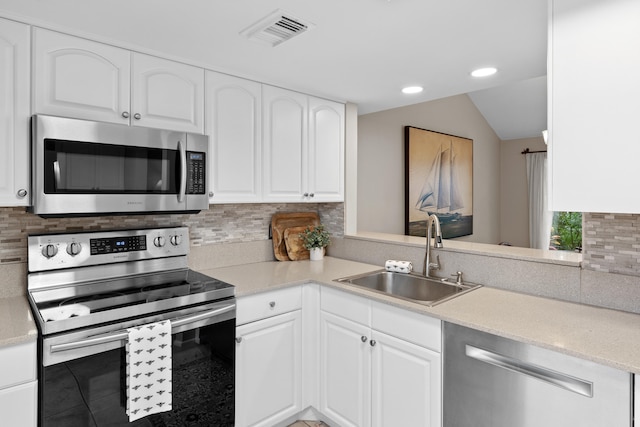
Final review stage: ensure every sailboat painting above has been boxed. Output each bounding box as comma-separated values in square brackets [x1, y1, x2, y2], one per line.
[405, 126, 473, 239]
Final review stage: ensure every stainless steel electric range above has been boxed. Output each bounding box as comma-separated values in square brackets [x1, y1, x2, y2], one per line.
[27, 226, 236, 427]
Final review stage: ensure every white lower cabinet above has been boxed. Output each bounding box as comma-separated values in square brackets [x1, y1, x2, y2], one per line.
[320, 311, 371, 427]
[0, 381, 37, 426]
[236, 285, 442, 427]
[319, 287, 442, 427]
[0, 340, 38, 427]
[370, 330, 440, 427]
[236, 288, 303, 427]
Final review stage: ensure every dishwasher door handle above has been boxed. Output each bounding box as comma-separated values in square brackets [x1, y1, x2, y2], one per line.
[465, 344, 593, 398]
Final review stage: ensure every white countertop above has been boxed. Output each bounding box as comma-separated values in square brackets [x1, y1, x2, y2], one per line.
[4, 256, 638, 375]
[0, 296, 38, 347]
[199, 256, 640, 374]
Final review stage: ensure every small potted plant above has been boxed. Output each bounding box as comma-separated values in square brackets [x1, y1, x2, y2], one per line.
[299, 224, 331, 261]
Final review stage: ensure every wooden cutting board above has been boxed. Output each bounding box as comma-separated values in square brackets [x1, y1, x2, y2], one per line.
[271, 212, 320, 261]
[284, 226, 313, 261]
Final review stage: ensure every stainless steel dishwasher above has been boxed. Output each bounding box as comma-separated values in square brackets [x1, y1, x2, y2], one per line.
[443, 322, 632, 427]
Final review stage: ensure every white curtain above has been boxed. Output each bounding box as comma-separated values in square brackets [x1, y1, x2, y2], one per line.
[525, 152, 552, 250]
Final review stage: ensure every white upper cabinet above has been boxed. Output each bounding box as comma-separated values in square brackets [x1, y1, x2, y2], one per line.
[263, 85, 344, 203]
[32, 28, 130, 125]
[33, 28, 204, 133]
[206, 72, 261, 203]
[308, 98, 344, 202]
[131, 53, 204, 133]
[263, 85, 309, 202]
[549, 0, 640, 212]
[0, 18, 30, 206]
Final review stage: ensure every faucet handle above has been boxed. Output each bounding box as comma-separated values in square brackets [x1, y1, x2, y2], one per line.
[451, 271, 463, 285]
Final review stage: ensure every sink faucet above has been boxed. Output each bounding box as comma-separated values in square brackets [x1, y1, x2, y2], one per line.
[423, 214, 443, 277]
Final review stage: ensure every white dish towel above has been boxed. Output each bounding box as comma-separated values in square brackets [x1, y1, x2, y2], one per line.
[126, 320, 173, 422]
[385, 259, 413, 274]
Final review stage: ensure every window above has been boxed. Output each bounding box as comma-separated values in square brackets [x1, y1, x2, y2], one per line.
[550, 212, 582, 252]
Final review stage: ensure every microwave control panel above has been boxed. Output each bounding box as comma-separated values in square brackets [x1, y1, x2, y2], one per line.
[186, 151, 206, 194]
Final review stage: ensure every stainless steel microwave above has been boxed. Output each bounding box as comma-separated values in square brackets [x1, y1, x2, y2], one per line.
[30, 115, 209, 217]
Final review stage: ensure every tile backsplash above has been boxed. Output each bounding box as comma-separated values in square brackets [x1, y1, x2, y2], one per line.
[0, 203, 344, 264]
[582, 212, 640, 276]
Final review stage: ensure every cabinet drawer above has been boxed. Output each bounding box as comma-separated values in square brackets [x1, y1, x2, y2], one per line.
[237, 286, 302, 325]
[321, 286, 371, 326]
[372, 301, 441, 352]
[0, 341, 37, 389]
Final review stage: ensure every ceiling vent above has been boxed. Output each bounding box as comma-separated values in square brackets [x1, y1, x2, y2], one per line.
[240, 9, 315, 47]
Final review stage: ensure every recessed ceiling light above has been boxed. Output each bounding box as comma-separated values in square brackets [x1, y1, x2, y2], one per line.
[402, 86, 423, 94]
[471, 67, 498, 77]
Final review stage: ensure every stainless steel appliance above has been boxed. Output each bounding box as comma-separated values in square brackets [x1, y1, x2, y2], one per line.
[443, 322, 632, 427]
[30, 115, 209, 217]
[27, 227, 235, 426]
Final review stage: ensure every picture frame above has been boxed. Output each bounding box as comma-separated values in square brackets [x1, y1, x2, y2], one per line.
[405, 126, 473, 239]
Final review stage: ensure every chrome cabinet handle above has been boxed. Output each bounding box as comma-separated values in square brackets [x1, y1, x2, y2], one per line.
[465, 344, 593, 397]
[361, 336, 368, 343]
[303, 193, 309, 197]
[17, 189, 27, 198]
[269, 301, 276, 308]
[122, 111, 130, 118]
[133, 113, 141, 120]
[236, 337, 242, 343]
[370, 340, 377, 347]
[309, 193, 314, 198]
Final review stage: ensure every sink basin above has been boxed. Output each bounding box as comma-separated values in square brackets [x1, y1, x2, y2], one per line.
[335, 270, 480, 306]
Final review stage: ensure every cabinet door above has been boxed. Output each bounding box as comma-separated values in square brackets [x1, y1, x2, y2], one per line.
[263, 85, 308, 202]
[308, 97, 344, 202]
[206, 71, 261, 203]
[0, 18, 30, 206]
[371, 330, 441, 427]
[0, 381, 37, 427]
[235, 310, 302, 427]
[319, 311, 371, 427]
[131, 53, 204, 133]
[549, 0, 640, 212]
[32, 28, 130, 124]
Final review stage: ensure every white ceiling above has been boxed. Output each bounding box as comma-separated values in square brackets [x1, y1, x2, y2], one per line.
[0, 0, 548, 140]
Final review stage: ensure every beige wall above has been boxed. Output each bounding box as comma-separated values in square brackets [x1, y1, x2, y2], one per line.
[499, 136, 547, 247]
[357, 94, 501, 244]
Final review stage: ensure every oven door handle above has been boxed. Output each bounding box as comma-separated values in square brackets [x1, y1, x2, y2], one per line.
[50, 304, 236, 354]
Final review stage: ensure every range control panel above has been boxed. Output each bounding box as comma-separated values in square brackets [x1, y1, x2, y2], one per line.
[28, 227, 189, 272]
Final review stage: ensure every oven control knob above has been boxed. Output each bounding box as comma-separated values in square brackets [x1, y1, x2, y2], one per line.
[66, 242, 82, 256]
[153, 236, 166, 247]
[170, 235, 182, 246]
[42, 244, 58, 259]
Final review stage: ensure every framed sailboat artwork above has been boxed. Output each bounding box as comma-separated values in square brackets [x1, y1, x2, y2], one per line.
[405, 126, 473, 239]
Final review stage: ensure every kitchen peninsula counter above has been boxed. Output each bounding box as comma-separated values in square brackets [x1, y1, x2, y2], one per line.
[198, 256, 640, 374]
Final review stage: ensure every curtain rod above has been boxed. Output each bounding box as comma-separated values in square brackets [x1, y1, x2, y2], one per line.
[521, 147, 547, 155]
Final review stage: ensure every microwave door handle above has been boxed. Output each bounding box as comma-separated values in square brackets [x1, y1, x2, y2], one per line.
[53, 161, 61, 191]
[178, 139, 187, 203]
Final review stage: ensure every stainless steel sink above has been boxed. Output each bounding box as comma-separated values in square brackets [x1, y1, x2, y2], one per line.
[335, 270, 481, 306]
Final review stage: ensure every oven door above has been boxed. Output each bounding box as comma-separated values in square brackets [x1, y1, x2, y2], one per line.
[39, 300, 235, 427]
